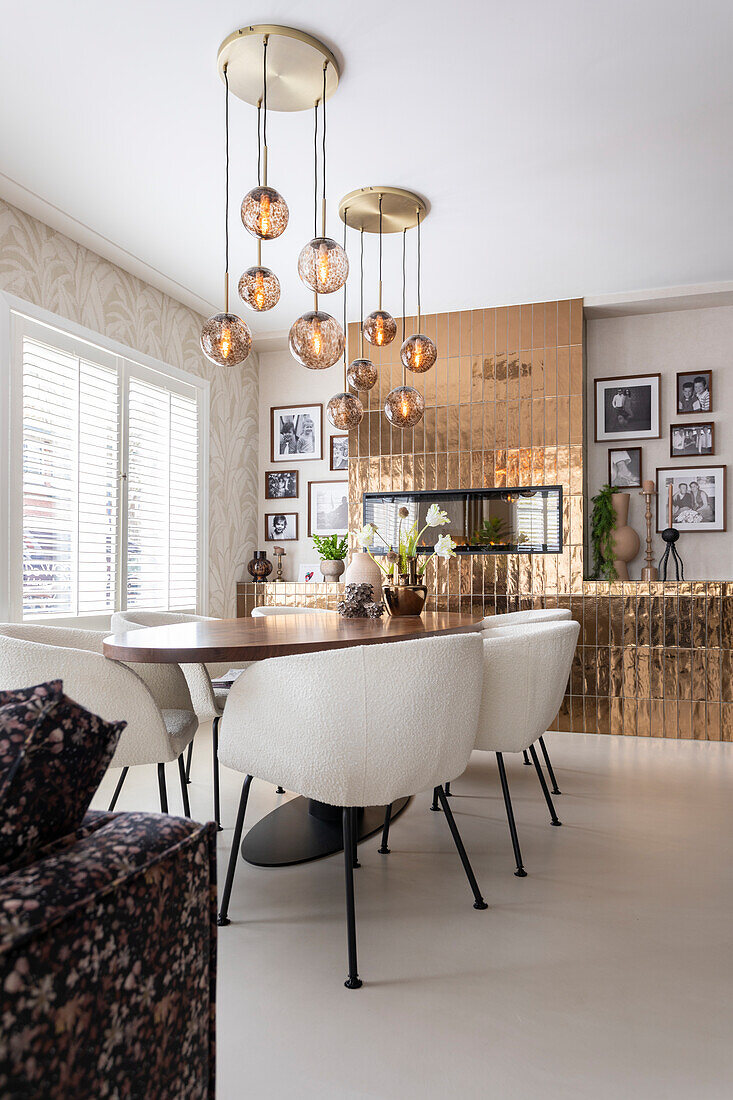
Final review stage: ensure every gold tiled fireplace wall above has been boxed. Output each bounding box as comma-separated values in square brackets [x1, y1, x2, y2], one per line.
[343, 300, 733, 741]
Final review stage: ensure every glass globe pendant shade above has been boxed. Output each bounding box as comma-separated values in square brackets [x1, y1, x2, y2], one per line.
[363, 310, 397, 347]
[200, 312, 251, 366]
[288, 310, 345, 370]
[238, 266, 281, 312]
[401, 333, 438, 374]
[298, 237, 349, 294]
[384, 385, 425, 428]
[327, 392, 364, 430]
[241, 186, 289, 240]
[346, 358, 378, 391]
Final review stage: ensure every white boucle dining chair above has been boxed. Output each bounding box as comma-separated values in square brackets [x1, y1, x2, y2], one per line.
[0, 623, 197, 816]
[472, 620, 579, 876]
[110, 610, 239, 827]
[216, 633, 487, 989]
[475, 607, 573, 791]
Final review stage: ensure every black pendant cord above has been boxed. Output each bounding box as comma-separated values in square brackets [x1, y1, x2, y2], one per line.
[322, 62, 328, 234]
[256, 101, 262, 186]
[313, 102, 319, 239]
[402, 227, 407, 385]
[360, 228, 365, 358]
[378, 193, 383, 309]
[342, 210, 348, 376]
[262, 35, 268, 153]
[416, 209, 422, 330]
[223, 64, 230, 312]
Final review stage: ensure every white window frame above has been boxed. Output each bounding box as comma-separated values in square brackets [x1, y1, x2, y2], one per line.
[0, 292, 210, 625]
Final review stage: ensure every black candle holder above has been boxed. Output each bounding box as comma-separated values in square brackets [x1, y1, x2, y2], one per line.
[659, 527, 684, 580]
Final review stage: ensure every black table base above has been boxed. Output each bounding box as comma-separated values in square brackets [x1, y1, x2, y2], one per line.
[241, 796, 410, 867]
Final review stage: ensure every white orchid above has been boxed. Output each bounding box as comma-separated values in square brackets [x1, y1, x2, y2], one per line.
[425, 504, 450, 528]
[355, 523, 376, 548]
[433, 534, 457, 559]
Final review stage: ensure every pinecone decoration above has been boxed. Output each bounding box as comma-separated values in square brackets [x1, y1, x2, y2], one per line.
[337, 582, 384, 618]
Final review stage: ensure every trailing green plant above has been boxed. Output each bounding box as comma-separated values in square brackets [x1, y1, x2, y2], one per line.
[590, 483, 618, 580]
[311, 533, 348, 560]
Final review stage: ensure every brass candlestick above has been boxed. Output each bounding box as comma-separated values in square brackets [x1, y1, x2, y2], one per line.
[639, 483, 658, 582]
[273, 546, 286, 582]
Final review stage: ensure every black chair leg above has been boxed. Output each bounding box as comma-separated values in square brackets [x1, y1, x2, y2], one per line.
[430, 786, 440, 811]
[444, 781, 452, 796]
[538, 734, 561, 794]
[342, 808, 362, 989]
[523, 749, 531, 765]
[496, 753, 526, 877]
[529, 744, 562, 826]
[435, 786, 488, 910]
[157, 763, 168, 814]
[275, 786, 285, 794]
[218, 775, 253, 926]
[178, 754, 191, 817]
[185, 736, 194, 783]
[108, 766, 129, 812]
[212, 716, 222, 831]
[351, 807, 361, 868]
[378, 803, 393, 854]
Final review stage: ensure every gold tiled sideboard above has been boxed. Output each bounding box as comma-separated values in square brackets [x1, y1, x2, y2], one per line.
[238, 298, 732, 741]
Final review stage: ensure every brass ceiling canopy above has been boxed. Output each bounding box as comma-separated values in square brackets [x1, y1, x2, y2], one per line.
[217, 25, 339, 111]
[338, 187, 429, 233]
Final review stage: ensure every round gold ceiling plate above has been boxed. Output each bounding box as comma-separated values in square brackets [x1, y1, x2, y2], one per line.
[217, 25, 339, 112]
[338, 187, 430, 233]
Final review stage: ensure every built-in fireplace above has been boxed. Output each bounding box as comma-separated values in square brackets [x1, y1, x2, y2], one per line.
[362, 487, 563, 555]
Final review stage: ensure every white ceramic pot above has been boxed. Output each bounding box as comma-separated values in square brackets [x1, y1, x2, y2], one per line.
[343, 551, 384, 592]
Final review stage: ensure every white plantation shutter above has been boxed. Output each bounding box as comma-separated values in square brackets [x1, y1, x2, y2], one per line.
[21, 336, 119, 616]
[14, 312, 205, 620]
[126, 375, 199, 611]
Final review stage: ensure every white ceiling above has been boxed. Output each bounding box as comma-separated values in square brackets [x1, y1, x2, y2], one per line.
[1, 0, 732, 341]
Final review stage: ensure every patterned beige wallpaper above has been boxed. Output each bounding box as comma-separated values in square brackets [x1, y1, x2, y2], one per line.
[0, 198, 258, 617]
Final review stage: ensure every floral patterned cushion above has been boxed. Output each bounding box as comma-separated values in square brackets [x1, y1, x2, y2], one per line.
[0, 681, 126, 867]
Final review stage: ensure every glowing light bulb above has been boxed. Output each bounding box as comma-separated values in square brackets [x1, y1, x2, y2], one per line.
[297, 238, 349, 294]
[318, 243, 330, 284]
[363, 310, 397, 347]
[312, 327, 322, 356]
[200, 313, 251, 366]
[384, 385, 424, 428]
[401, 333, 438, 374]
[220, 326, 232, 359]
[259, 193, 271, 236]
[241, 187, 288, 240]
[289, 311, 344, 369]
[238, 267, 280, 312]
[254, 271, 265, 310]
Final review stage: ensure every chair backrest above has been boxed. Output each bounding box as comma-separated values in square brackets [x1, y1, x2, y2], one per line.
[475, 621, 579, 753]
[110, 611, 222, 720]
[0, 623, 181, 766]
[219, 633, 484, 807]
[480, 608, 571, 633]
[251, 606, 334, 617]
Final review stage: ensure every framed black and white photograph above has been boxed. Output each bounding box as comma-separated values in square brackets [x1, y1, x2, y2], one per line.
[330, 434, 349, 471]
[608, 447, 642, 488]
[270, 404, 323, 462]
[308, 480, 348, 536]
[264, 512, 298, 541]
[594, 374, 661, 441]
[676, 370, 713, 414]
[670, 423, 715, 458]
[265, 469, 299, 499]
[656, 465, 726, 532]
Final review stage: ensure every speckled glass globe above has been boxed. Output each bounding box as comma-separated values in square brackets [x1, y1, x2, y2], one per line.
[384, 385, 425, 428]
[241, 186, 289, 240]
[288, 310, 345, 370]
[200, 313, 251, 366]
[297, 237, 349, 294]
[401, 333, 438, 374]
[327, 392, 364, 429]
[346, 358, 378, 391]
[238, 266, 281, 312]
[363, 310, 397, 347]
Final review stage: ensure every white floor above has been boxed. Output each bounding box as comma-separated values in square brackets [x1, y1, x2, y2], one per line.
[93, 730, 733, 1100]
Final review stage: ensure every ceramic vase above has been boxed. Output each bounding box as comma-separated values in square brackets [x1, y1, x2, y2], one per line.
[611, 493, 640, 581]
[343, 551, 384, 591]
[247, 550, 272, 582]
[320, 559, 345, 582]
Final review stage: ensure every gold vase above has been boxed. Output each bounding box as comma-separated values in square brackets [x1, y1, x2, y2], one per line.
[382, 584, 428, 617]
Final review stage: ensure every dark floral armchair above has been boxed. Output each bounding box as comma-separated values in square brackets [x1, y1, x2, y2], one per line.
[0, 810, 216, 1099]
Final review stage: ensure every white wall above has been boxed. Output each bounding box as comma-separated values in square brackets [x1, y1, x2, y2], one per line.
[257, 347, 349, 580]
[586, 306, 733, 579]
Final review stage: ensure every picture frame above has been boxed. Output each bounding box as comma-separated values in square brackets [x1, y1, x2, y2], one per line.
[330, 434, 349, 472]
[297, 563, 320, 583]
[308, 480, 348, 537]
[608, 447, 643, 488]
[594, 373, 661, 441]
[264, 512, 299, 542]
[270, 404, 323, 463]
[676, 370, 713, 415]
[669, 423, 715, 458]
[264, 469, 299, 499]
[656, 465, 726, 532]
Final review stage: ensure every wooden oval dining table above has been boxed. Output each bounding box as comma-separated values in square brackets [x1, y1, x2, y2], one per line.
[103, 610, 485, 867]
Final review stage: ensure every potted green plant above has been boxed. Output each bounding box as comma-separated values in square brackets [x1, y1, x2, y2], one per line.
[590, 483, 618, 580]
[312, 533, 348, 581]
